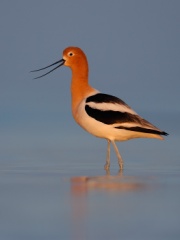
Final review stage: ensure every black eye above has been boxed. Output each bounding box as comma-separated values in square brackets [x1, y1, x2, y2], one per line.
[68, 52, 74, 56]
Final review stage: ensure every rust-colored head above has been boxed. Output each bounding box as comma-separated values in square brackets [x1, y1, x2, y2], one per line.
[31, 46, 88, 79]
[62, 47, 88, 74]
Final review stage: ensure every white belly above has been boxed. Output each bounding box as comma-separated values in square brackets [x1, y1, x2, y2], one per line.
[73, 99, 163, 141]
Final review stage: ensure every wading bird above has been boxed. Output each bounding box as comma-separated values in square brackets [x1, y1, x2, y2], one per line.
[31, 47, 168, 170]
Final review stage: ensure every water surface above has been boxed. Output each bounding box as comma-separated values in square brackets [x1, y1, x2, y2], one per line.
[0, 141, 179, 240]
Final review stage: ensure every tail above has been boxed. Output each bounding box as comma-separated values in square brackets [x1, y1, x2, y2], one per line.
[115, 126, 169, 140]
[156, 130, 169, 140]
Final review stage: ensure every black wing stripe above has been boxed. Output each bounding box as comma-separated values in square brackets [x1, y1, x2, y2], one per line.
[86, 93, 129, 107]
[85, 105, 142, 125]
[115, 126, 168, 136]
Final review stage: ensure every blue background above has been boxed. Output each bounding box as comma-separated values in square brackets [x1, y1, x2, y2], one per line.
[0, 1, 180, 239]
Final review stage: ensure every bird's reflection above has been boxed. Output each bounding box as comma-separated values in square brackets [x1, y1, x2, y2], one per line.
[71, 169, 145, 193]
[70, 170, 148, 239]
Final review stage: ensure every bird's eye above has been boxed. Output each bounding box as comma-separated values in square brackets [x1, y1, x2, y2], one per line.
[68, 52, 74, 57]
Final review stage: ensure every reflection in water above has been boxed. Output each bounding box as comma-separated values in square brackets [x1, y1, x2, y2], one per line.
[70, 170, 148, 239]
[71, 170, 146, 193]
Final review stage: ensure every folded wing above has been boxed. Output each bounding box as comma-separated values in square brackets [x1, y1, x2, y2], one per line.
[85, 93, 168, 136]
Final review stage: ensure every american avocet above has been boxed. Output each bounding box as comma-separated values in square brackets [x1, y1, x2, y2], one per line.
[32, 46, 168, 170]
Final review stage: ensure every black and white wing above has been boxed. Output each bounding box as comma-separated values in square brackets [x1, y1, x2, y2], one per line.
[85, 93, 168, 136]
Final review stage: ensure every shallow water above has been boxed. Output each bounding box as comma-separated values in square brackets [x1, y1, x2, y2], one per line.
[0, 144, 180, 240]
[0, 114, 179, 240]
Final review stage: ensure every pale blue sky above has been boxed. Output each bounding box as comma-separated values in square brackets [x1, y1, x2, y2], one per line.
[0, 0, 180, 163]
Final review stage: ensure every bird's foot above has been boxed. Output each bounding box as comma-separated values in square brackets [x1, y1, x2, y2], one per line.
[118, 162, 124, 170]
[104, 162, 110, 170]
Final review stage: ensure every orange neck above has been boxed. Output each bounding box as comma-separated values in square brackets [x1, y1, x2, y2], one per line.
[70, 67, 94, 118]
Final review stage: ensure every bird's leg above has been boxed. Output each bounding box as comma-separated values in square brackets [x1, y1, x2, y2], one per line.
[111, 141, 124, 169]
[104, 140, 111, 170]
